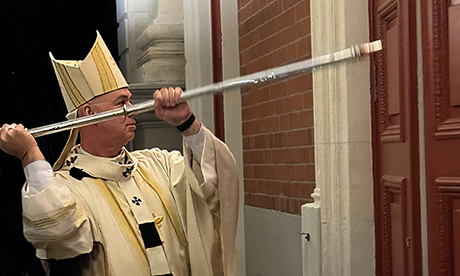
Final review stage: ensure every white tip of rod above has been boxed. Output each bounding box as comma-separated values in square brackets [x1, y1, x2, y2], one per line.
[359, 40, 383, 54]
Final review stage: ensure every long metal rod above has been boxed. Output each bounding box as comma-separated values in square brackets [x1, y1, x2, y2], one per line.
[30, 40, 382, 138]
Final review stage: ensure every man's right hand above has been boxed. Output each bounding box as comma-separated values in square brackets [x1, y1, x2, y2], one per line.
[0, 123, 44, 167]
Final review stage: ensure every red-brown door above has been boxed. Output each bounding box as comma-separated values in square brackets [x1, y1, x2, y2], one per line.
[422, 1, 460, 275]
[370, 0, 422, 275]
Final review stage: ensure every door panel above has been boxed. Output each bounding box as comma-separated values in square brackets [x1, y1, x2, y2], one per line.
[422, 0, 460, 275]
[370, 0, 421, 275]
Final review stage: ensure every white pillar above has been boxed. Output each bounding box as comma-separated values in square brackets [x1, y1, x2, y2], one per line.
[183, 0, 214, 130]
[115, 0, 185, 151]
[131, 0, 185, 85]
[221, 0, 247, 275]
[305, 0, 376, 275]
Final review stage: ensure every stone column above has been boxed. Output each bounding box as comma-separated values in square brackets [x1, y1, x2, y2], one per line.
[116, 0, 185, 152]
[302, 0, 376, 275]
[130, 0, 185, 86]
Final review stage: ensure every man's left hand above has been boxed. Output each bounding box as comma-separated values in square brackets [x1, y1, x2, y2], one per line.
[154, 87, 192, 126]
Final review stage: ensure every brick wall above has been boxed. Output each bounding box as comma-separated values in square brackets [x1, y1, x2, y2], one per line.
[238, 0, 314, 215]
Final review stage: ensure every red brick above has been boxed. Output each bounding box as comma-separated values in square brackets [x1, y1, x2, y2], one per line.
[282, 0, 298, 10]
[300, 182, 315, 198]
[280, 197, 289, 212]
[288, 74, 312, 94]
[239, 0, 253, 9]
[239, 21, 250, 38]
[272, 132, 282, 148]
[239, 1, 254, 23]
[290, 18, 310, 42]
[256, 116, 280, 133]
[245, 179, 258, 193]
[282, 25, 293, 43]
[308, 147, 315, 164]
[246, 136, 254, 149]
[252, 194, 262, 207]
[285, 42, 297, 63]
[264, 149, 273, 163]
[294, 165, 307, 180]
[270, 80, 288, 99]
[241, 92, 254, 108]
[267, 195, 278, 210]
[286, 110, 313, 129]
[241, 46, 257, 66]
[282, 129, 307, 147]
[240, 65, 247, 76]
[245, 150, 265, 163]
[240, 30, 262, 53]
[266, 102, 278, 118]
[239, 0, 315, 214]
[290, 20, 303, 41]
[280, 114, 291, 131]
[264, 0, 283, 20]
[253, 8, 268, 27]
[244, 193, 253, 205]
[251, 135, 261, 149]
[254, 165, 278, 179]
[305, 35, 312, 58]
[283, 94, 304, 112]
[303, 91, 313, 109]
[259, 0, 269, 9]
[266, 133, 275, 148]
[282, 182, 295, 197]
[254, 194, 269, 208]
[244, 164, 254, 178]
[296, 38, 308, 59]
[266, 51, 280, 69]
[243, 120, 256, 135]
[286, 166, 296, 180]
[295, 0, 309, 20]
[243, 136, 250, 150]
[305, 128, 314, 145]
[288, 198, 301, 214]
[305, 164, 315, 181]
[301, 109, 314, 127]
[276, 165, 287, 179]
[261, 6, 296, 38]
[242, 121, 249, 135]
[299, 18, 310, 37]
[260, 180, 281, 195]
[273, 197, 281, 211]
[276, 45, 288, 65]
[242, 107, 250, 121]
[254, 86, 271, 103]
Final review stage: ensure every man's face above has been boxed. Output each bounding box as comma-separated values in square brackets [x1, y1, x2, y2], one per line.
[86, 88, 136, 145]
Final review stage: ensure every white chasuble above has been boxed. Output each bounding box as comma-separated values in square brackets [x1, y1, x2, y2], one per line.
[22, 127, 239, 276]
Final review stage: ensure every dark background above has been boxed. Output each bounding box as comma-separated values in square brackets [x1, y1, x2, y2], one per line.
[0, 1, 118, 274]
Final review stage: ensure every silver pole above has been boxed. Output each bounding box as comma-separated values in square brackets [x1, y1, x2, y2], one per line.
[29, 40, 382, 138]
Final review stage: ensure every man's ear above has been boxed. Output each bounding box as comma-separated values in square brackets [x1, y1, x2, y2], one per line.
[83, 105, 94, 116]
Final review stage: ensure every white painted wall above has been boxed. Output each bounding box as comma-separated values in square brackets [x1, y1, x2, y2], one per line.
[245, 206, 302, 276]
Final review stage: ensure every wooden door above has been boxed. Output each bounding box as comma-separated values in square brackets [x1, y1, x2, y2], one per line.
[370, 0, 422, 275]
[422, 1, 460, 275]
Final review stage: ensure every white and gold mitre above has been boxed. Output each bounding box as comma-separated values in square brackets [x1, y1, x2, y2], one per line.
[50, 31, 128, 118]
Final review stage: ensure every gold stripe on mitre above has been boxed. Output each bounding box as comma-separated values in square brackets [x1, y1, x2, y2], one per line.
[91, 41, 118, 93]
[52, 61, 86, 109]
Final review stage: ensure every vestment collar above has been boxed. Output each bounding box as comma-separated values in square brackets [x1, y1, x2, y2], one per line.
[61, 144, 138, 181]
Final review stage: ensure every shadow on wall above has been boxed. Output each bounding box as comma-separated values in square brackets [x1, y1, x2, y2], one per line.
[0, 1, 118, 275]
